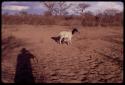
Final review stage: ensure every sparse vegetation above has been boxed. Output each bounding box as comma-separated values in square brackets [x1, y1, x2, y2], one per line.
[2, 1, 123, 83]
[2, 2, 123, 26]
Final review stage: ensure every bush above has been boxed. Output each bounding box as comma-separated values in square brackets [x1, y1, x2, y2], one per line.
[2, 12, 123, 27]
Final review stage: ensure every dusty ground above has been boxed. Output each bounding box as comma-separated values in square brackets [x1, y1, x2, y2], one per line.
[2, 25, 123, 83]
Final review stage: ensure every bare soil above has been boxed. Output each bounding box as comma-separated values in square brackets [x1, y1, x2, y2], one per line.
[1, 25, 123, 83]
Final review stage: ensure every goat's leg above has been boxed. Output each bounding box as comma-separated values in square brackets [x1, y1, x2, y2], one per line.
[57, 36, 60, 44]
[67, 41, 70, 45]
[59, 37, 63, 44]
[69, 38, 72, 44]
[69, 40, 72, 44]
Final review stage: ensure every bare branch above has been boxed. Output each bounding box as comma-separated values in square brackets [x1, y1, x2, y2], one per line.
[74, 3, 90, 16]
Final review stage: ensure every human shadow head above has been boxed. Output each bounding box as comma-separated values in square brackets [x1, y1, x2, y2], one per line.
[20, 48, 35, 58]
[21, 48, 28, 53]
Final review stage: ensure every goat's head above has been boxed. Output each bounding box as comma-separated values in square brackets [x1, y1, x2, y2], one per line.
[72, 28, 79, 34]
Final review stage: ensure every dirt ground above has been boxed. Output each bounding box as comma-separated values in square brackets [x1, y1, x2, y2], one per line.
[1, 25, 123, 83]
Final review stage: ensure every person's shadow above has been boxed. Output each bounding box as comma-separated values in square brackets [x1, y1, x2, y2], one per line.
[14, 48, 35, 83]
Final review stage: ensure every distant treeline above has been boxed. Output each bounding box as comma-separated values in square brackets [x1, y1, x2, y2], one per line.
[2, 12, 123, 26]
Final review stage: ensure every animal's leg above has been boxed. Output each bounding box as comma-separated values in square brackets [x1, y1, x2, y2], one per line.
[69, 37, 72, 44]
[69, 39, 71, 44]
[65, 41, 69, 45]
[67, 41, 70, 45]
[59, 37, 63, 44]
[57, 36, 60, 44]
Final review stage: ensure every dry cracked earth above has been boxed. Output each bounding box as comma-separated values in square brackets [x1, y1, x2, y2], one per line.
[1, 25, 123, 83]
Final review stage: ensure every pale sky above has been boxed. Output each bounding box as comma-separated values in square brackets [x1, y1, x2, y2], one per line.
[2, 1, 123, 15]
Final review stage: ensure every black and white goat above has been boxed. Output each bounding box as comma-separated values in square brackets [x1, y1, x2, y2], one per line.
[58, 28, 79, 45]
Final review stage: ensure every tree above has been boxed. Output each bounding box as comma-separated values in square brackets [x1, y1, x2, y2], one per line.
[3, 12, 9, 16]
[43, 2, 72, 16]
[103, 9, 120, 16]
[19, 11, 28, 16]
[43, 2, 55, 16]
[53, 2, 72, 16]
[74, 3, 90, 16]
[84, 11, 93, 16]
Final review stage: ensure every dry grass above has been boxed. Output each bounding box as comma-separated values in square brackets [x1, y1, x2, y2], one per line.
[1, 25, 123, 83]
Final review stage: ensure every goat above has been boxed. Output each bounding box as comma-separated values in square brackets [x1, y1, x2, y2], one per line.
[58, 28, 79, 45]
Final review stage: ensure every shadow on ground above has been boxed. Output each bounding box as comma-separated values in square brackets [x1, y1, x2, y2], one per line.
[51, 36, 60, 44]
[51, 36, 68, 45]
[14, 48, 36, 83]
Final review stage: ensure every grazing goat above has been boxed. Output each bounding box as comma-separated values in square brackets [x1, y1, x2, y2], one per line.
[58, 28, 79, 45]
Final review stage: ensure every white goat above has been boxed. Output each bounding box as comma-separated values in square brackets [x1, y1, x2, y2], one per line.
[58, 28, 79, 45]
